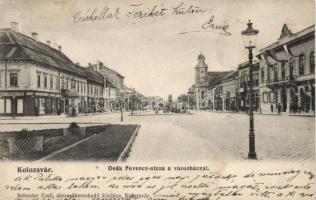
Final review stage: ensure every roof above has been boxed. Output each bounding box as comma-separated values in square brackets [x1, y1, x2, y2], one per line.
[221, 71, 238, 82]
[80, 66, 104, 85]
[0, 28, 87, 78]
[207, 71, 233, 88]
[198, 53, 205, 60]
[238, 61, 259, 71]
[90, 62, 125, 79]
[258, 24, 315, 55]
[106, 79, 116, 88]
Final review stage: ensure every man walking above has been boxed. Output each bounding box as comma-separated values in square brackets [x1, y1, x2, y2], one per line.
[277, 103, 281, 114]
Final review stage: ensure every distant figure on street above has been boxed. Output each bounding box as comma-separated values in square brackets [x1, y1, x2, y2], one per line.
[270, 104, 274, 113]
[277, 103, 281, 114]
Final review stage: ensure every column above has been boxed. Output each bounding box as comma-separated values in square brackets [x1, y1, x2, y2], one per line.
[222, 96, 225, 111]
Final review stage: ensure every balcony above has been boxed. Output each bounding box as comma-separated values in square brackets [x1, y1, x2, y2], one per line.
[266, 75, 296, 87]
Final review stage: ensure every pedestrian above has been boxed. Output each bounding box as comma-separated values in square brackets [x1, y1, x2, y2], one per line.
[277, 103, 281, 114]
[270, 104, 274, 113]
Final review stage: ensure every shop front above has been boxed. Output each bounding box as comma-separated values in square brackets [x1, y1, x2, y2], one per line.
[0, 91, 62, 116]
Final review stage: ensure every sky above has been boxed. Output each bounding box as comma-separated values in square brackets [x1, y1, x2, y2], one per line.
[0, 0, 314, 99]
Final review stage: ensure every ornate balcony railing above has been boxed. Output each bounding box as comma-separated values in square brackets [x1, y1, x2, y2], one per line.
[266, 75, 296, 86]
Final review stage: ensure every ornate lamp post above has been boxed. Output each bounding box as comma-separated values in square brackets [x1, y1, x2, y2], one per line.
[120, 98, 124, 122]
[241, 20, 259, 159]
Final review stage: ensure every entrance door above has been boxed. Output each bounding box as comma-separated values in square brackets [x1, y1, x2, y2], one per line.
[65, 99, 69, 114]
[11, 98, 17, 116]
[281, 88, 287, 112]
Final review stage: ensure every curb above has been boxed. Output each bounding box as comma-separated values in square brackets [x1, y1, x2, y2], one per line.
[117, 124, 141, 162]
[194, 110, 315, 117]
[35, 134, 97, 162]
[128, 113, 191, 116]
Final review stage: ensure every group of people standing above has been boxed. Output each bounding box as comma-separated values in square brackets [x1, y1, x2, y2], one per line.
[270, 103, 282, 114]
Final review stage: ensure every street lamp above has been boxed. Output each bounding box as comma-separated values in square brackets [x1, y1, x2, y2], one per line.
[241, 20, 259, 159]
[120, 98, 123, 122]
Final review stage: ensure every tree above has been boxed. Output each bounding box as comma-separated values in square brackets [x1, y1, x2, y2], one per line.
[167, 94, 173, 104]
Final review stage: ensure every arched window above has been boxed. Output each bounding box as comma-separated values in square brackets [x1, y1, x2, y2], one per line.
[310, 51, 315, 74]
[289, 58, 294, 78]
[261, 67, 264, 83]
[274, 65, 278, 81]
[281, 62, 286, 80]
[299, 54, 305, 75]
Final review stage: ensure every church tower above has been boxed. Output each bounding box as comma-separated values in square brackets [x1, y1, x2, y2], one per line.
[195, 52, 208, 85]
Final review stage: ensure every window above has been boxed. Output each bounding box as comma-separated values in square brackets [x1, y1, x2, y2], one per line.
[273, 65, 278, 81]
[9, 73, 18, 87]
[289, 58, 294, 78]
[262, 92, 268, 103]
[56, 77, 59, 90]
[261, 67, 264, 83]
[310, 51, 315, 74]
[0, 99, 4, 113]
[281, 62, 285, 80]
[37, 73, 41, 88]
[254, 74, 259, 86]
[50, 77, 53, 89]
[269, 92, 274, 103]
[44, 75, 47, 88]
[267, 66, 270, 81]
[6, 99, 11, 113]
[201, 91, 205, 99]
[61, 77, 65, 89]
[17, 99, 23, 114]
[299, 54, 305, 75]
[71, 79, 75, 89]
[66, 78, 69, 89]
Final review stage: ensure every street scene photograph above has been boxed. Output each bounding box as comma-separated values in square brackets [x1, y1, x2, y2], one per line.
[0, 0, 314, 164]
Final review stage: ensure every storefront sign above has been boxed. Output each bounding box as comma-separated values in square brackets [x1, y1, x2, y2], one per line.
[0, 91, 25, 97]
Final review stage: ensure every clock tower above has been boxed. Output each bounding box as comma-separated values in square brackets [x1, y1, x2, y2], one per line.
[195, 52, 208, 85]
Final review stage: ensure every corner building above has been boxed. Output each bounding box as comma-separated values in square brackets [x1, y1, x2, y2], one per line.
[0, 22, 89, 116]
[258, 24, 315, 114]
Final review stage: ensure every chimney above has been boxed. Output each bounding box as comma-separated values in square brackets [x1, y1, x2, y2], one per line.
[58, 45, 62, 51]
[10, 22, 18, 32]
[31, 32, 38, 40]
[46, 40, 51, 46]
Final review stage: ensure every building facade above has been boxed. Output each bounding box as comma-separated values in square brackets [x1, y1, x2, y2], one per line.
[88, 61, 126, 111]
[0, 22, 135, 116]
[0, 22, 89, 116]
[191, 53, 232, 110]
[189, 24, 315, 116]
[258, 24, 315, 114]
[236, 62, 260, 112]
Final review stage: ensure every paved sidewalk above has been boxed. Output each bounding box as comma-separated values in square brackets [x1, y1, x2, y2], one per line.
[0, 111, 117, 120]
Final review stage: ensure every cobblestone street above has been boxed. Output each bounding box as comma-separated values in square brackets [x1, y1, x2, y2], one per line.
[0, 111, 314, 161]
